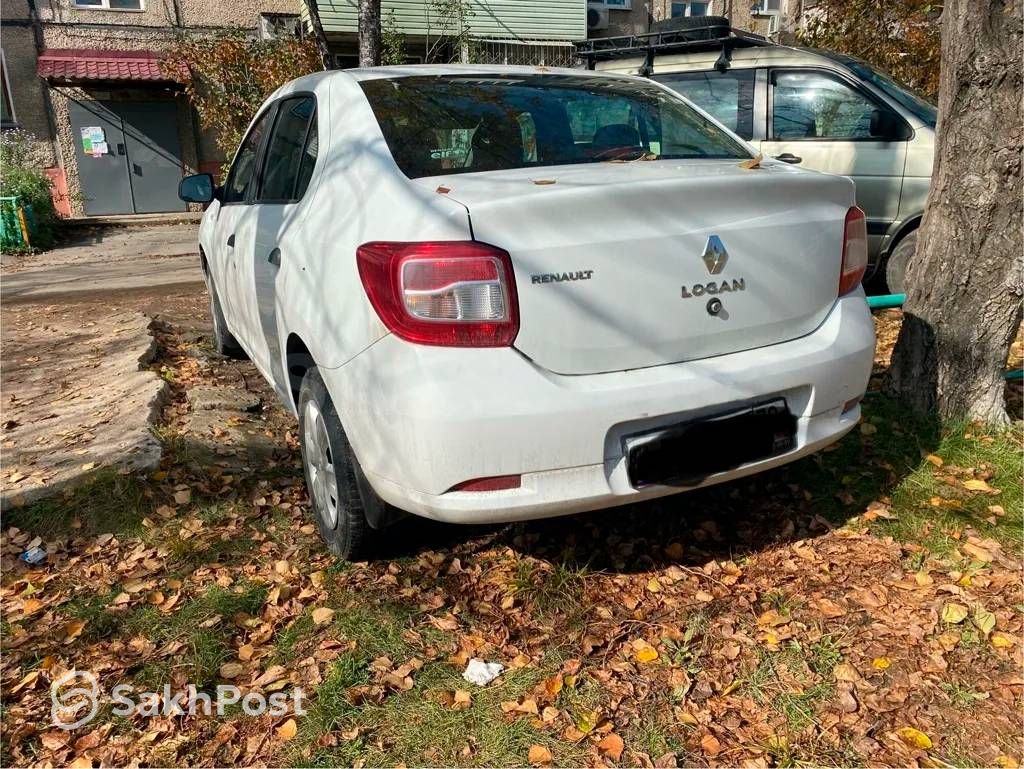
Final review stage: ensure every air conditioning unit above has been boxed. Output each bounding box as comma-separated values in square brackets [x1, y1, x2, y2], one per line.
[588, 3, 609, 31]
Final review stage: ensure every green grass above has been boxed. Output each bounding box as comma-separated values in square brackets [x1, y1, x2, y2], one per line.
[512, 558, 589, 615]
[118, 581, 267, 690]
[5, 469, 153, 538]
[788, 396, 1022, 556]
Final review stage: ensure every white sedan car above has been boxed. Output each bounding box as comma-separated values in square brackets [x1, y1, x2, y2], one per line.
[179, 65, 875, 560]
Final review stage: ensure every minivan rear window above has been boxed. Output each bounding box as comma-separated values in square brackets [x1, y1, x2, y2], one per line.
[360, 74, 750, 179]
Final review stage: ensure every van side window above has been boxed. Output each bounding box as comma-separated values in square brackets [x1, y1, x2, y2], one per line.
[258, 96, 317, 203]
[654, 69, 755, 140]
[223, 109, 272, 204]
[772, 71, 878, 140]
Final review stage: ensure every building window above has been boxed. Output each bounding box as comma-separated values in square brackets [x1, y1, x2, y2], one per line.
[670, 1, 711, 17]
[1, 52, 15, 127]
[751, 0, 781, 12]
[604, 0, 632, 9]
[73, 0, 145, 10]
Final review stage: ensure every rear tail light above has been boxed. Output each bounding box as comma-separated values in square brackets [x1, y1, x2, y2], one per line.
[839, 207, 868, 296]
[357, 241, 519, 347]
[448, 475, 522, 492]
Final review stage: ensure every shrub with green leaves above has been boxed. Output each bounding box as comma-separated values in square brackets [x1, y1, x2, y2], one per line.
[0, 129, 58, 252]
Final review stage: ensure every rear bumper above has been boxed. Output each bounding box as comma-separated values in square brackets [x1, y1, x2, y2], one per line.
[321, 291, 875, 523]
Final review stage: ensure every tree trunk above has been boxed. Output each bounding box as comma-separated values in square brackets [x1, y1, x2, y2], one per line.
[886, 0, 1023, 425]
[304, 0, 333, 70]
[359, 0, 381, 67]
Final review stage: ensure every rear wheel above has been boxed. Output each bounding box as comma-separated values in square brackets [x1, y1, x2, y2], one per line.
[298, 367, 387, 561]
[885, 230, 917, 295]
[204, 271, 247, 359]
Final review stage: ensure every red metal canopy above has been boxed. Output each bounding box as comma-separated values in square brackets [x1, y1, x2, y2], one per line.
[36, 49, 187, 84]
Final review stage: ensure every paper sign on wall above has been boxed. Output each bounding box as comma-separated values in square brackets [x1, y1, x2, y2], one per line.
[81, 126, 108, 157]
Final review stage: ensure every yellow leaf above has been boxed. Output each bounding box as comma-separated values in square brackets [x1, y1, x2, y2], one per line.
[972, 607, 996, 637]
[543, 674, 563, 698]
[453, 689, 472, 710]
[312, 607, 335, 626]
[962, 478, 996, 493]
[897, 727, 933, 750]
[238, 644, 255, 661]
[633, 640, 659, 664]
[872, 657, 892, 670]
[991, 632, 1015, 649]
[276, 717, 298, 740]
[941, 602, 969, 624]
[21, 598, 44, 616]
[528, 744, 553, 765]
[924, 454, 944, 467]
[995, 755, 1019, 768]
[646, 577, 662, 593]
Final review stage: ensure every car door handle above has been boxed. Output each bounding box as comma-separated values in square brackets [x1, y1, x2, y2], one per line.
[774, 153, 803, 164]
[268, 248, 281, 267]
[226, 234, 235, 248]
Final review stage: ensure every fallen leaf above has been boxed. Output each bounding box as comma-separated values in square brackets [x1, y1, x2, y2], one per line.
[220, 662, 245, 679]
[991, 632, 1015, 649]
[962, 478, 996, 493]
[896, 727, 932, 750]
[925, 454, 944, 467]
[598, 733, 625, 761]
[312, 607, 335, 626]
[701, 734, 722, 756]
[276, 718, 297, 740]
[941, 602, 969, 624]
[64, 619, 87, 643]
[833, 662, 859, 682]
[872, 657, 892, 670]
[528, 744, 553, 765]
[632, 639, 659, 664]
[972, 607, 996, 637]
[453, 689, 472, 710]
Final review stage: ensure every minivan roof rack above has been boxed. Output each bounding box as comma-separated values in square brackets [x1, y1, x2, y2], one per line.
[575, 21, 773, 76]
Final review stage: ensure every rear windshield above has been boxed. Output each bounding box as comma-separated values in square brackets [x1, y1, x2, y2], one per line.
[360, 74, 750, 179]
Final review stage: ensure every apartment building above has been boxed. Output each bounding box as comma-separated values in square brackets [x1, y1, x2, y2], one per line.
[586, 0, 808, 41]
[1, 0, 300, 217]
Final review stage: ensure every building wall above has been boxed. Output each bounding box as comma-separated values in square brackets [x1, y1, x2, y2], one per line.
[2, 0, 301, 216]
[598, 0, 777, 39]
[314, 0, 586, 41]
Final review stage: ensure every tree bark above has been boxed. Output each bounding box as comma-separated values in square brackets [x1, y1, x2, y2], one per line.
[886, 0, 1023, 425]
[359, 0, 382, 67]
[304, 0, 334, 70]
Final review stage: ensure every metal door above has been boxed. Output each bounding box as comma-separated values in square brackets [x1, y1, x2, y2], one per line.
[68, 99, 185, 215]
[67, 100, 134, 216]
[108, 101, 186, 214]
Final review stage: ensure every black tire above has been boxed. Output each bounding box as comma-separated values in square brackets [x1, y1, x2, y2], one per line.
[885, 230, 917, 295]
[297, 367, 386, 561]
[204, 271, 248, 359]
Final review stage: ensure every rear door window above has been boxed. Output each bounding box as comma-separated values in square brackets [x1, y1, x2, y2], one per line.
[654, 69, 756, 140]
[361, 74, 749, 179]
[257, 96, 317, 203]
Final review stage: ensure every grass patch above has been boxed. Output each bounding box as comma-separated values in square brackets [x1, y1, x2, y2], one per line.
[5, 470, 153, 538]
[787, 395, 1022, 555]
[512, 559, 588, 615]
[120, 581, 267, 690]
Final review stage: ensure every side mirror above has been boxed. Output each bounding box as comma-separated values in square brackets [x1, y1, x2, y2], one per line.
[869, 109, 911, 141]
[178, 173, 215, 204]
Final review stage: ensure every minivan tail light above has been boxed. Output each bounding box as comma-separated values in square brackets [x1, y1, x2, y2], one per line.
[839, 207, 868, 296]
[357, 241, 519, 347]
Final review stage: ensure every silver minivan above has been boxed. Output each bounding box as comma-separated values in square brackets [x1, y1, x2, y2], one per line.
[584, 23, 936, 291]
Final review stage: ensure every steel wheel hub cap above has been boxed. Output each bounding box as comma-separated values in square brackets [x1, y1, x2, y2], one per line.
[303, 400, 339, 529]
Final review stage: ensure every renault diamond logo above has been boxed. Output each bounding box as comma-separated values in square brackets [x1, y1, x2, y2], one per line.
[702, 235, 728, 275]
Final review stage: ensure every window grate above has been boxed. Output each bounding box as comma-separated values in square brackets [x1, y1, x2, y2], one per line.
[472, 40, 579, 68]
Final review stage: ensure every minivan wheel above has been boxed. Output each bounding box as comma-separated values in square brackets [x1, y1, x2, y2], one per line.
[885, 230, 917, 295]
[205, 273, 248, 359]
[298, 367, 381, 560]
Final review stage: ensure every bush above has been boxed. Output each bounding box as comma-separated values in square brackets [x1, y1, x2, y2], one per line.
[0, 129, 59, 252]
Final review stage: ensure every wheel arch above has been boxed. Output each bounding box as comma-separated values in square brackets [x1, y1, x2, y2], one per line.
[285, 333, 317, 415]
[882, 215, 922, 257]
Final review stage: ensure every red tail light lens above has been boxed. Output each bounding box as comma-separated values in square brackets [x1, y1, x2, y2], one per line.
[357, 241, 519, 347]
[839, 206, 868, 296]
